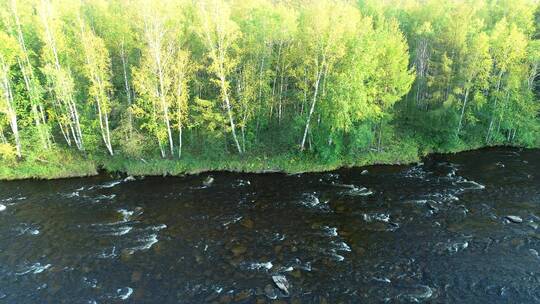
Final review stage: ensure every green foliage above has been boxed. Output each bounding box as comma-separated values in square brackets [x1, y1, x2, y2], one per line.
[0, 0, 538, 179]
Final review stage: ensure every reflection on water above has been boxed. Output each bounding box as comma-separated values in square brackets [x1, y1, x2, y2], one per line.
[0, 148, 539, 303]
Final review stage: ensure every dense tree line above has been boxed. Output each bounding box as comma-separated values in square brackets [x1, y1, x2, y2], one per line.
[0, 0, 538, 167]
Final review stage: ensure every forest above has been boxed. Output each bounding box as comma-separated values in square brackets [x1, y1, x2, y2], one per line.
[0, 0, 539, 179]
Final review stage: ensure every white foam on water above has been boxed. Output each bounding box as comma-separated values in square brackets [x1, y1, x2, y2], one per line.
[222, 215, 243, 227]
[99, 180, 123, 189]
[333, 241, 352, 252]
[16, 263, 51, 275]
[82, 277, 98, 288]
[271, 233, 286, 241]
[233, 179, 251, 187]
[373, 277, 391, 283]
[0, 196, 26, 203]
[403, 165, 428, 179]
[449, 241, 468, 253]
[111, 226, 132, 236]
[213, 286, 224, 294]
[454, 179, 485, 190]
[330, 252, 345, 262]
[150, 224, 167, 231]
[93, 194, 117, 202]
[403, 285, 433, 302]
[288, 258, 312, 271]
[243, 261, 273, 271]
[98, 246, 117, 259]
[322, 226, 338, 237]
[301, 194, 320, 207]
[0, 204, 5, 212]
[15, 224, 40, 236]
[340, 186, 373, 197]
[117, 287, 133, 300]
[436, 239, 469, 255]
[124, 222, 166, 253]
[300, 193, 330, 211]
[363, 213, 390, 223]
[128, 234, 159, 253]
[118, 209, 134, 222]
[66, 191, 80, 198]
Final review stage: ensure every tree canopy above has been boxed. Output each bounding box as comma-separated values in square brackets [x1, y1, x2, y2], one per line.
[0, 0, 538, 173]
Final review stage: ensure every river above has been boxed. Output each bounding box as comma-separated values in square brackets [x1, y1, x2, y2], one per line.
[0, 148, 539, 303]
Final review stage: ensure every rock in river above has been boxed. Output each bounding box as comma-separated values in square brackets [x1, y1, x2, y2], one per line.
[203, 176, 215, 187]
[231, 244, 247, 256]
[505, 215, 523, 223]
[264, 284, 278, 299]
[272, 275, 290, 295]
[240, 218, 254, 229]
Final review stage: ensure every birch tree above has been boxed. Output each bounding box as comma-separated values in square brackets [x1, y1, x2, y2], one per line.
[79, 19, 115, 155]
[37, 0, 84, 150]
[456, 32, 492, 136]
[486, 19, 528, 142]
[0, 32, 21, 158]
[171, 49, 190, 158]
[297, 1, 359, 151]
[7, 0, 52, 150]
[198, 0, 243, 154]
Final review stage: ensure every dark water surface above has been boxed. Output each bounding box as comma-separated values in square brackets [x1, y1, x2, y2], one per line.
[0, 148, 539, 303]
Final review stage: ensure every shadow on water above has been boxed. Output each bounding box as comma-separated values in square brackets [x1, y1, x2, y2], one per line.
[0, 147, 539, 303]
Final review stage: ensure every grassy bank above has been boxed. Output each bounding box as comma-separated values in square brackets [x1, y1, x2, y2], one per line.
[1, 139, 528, 181]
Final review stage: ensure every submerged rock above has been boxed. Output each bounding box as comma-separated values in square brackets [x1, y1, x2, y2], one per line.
[272, 275, 290, 295]
[231, 244, 247, 256]
[240, 218, 254, 229]
[234, 289, 253, 302]
[203, 176, 215, 187]
[264, 284, 277, 299]
[131, 271, 142, 283]
[505, 215, 523, 223]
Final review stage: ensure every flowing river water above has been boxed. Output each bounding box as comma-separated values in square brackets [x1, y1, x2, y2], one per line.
[0, 148, 539, 303]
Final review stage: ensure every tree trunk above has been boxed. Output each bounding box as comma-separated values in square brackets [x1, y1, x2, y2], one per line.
[0, 127, 6, 144]
[14, 1, 50, 150]
[300, 57, 324, 151]
[1, 64, 21, 158]
[377, 119, 383, 153]
[486, 71, 504, 143]
[156, 57, 174, 157]
[178, 125, 182, 159]
[219, 76, 243, 154]
[456, 88, 469, 136]
[121, 42, 133, 138]
[40, 3, 83, 150]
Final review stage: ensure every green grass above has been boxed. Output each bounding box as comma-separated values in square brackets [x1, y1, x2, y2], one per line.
[0, 139, 533, 180]
[0, 148, 97, 180]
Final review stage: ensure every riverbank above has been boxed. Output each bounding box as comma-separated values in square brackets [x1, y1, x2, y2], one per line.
[0, 140, 534, 181]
